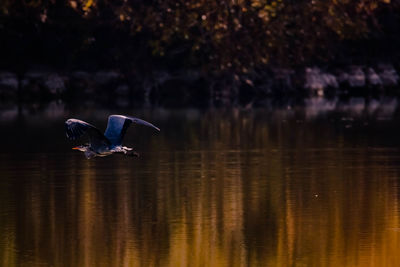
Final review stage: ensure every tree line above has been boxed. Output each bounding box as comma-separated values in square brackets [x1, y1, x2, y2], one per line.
[0, 0, 399, 74]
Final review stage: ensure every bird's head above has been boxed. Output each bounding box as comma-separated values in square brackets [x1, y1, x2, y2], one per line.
[72, 145, 88, 152]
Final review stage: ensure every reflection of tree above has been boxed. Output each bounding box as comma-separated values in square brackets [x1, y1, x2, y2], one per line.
[1, 111, 400, 266]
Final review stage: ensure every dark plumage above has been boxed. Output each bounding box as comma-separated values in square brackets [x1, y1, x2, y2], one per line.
[65, 115, 160, 159]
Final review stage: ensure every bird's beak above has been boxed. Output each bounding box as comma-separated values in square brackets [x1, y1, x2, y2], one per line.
[72, 147, 80, 150]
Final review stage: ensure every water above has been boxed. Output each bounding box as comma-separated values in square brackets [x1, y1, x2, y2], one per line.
[1, 105, 400, 266]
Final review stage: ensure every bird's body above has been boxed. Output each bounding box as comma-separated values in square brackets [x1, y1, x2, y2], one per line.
[65, 115, 160, 159]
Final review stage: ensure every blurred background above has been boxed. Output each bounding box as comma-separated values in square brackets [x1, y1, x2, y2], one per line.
[2, 1, 400, 267]
[0, 0, 399, 109]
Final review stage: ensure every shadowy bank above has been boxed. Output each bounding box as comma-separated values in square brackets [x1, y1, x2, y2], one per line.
[0, 0, 399, 108]
[0, 65, 399, 108]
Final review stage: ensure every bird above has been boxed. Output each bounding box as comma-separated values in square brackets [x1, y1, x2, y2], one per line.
[65, 115, 160, 159]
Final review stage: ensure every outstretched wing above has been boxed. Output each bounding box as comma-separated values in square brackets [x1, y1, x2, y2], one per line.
[104, 115, 160, 146]
[65, 119, 111, 148]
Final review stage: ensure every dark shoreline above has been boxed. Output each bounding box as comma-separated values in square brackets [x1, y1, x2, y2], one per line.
[0, 64, 399, 109]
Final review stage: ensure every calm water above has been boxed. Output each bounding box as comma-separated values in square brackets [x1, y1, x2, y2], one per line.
[1, 102, 400, 266]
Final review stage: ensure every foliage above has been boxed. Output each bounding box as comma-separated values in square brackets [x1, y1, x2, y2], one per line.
[0, 0, 398, 72]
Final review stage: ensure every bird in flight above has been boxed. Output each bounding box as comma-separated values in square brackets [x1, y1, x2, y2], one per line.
[65, 115, 160, 159]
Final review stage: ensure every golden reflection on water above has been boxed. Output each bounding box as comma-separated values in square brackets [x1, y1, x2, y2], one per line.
[1, 110, 400, 266]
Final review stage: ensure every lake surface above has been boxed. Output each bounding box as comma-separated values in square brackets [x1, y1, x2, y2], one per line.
[1, 100, 400, 266]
